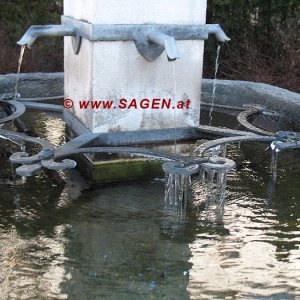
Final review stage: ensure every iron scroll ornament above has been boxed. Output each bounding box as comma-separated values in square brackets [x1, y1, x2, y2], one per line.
[0, 129, 207, 177]
[1, 95, 300, 178]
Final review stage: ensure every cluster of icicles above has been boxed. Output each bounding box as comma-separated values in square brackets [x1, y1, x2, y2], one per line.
[162, 143, 231, 235]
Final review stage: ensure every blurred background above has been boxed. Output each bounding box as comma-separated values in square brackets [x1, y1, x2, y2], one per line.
[0, 0, 299, 92]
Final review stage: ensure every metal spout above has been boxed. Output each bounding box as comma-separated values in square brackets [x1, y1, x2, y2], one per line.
[17, 24, 77, 49]
[148, 31, 180, 61]
[206, 24, 231, 43]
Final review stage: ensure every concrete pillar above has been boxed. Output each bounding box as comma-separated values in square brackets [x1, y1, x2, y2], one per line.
[64, 0, 207, 133]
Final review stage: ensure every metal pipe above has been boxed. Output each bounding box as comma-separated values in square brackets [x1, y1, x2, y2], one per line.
[148, 31, 180, 61]
[17, 25, 76, 48]
[206, 24, 231, 43]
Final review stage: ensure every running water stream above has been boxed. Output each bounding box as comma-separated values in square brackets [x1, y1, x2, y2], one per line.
[5, 45, 27, 205]
[172, 62, 177, 154]
[208, 44, 222, 125]
[14, 45, 26, 101]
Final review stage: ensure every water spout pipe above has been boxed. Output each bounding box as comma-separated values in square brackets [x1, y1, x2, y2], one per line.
[17, 25, 81, 54]
[206, 24, 230, 43]
[147, 31, 180, 61]
[16, 20, 229, 59]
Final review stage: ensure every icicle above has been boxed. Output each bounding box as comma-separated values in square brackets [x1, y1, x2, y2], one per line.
[195, 156, 235, 226]
[270, 141, 280, 183]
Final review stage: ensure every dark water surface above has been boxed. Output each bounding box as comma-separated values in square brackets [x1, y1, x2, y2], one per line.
[0, 111, 300, 299]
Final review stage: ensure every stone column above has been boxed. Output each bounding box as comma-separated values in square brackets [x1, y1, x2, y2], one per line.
[64, 0, 207, 133]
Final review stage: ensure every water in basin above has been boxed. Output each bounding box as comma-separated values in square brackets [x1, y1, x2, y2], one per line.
[0, 110, 300, 299]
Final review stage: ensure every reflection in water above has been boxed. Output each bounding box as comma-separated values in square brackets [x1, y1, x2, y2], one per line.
[266, 178, 276, 205]
[0, 225, 70, 299]
[0, 112, 300, 299]
[61, 183, 192, 299]
[188, 145, 300, 299]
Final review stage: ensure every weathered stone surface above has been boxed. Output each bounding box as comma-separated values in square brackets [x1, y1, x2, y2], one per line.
[0, 73, 63, 98]
[64, 0, 207, 26]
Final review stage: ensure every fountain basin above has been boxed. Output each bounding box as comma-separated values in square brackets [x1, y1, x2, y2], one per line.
[201, 79, 300, 126]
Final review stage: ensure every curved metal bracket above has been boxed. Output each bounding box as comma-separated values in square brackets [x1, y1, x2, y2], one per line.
[0, 100, 26, 124]
[201, 156, 235, 171]
[194, 135, 275, 157]
[162, 161, 200, 176]
[0, 128, 55, 176]
[237, 105, 275, 136]
[272, 131, 300, 151]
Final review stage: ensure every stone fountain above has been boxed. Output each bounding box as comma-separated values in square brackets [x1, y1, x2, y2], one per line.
[1, 3, 300, 297]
